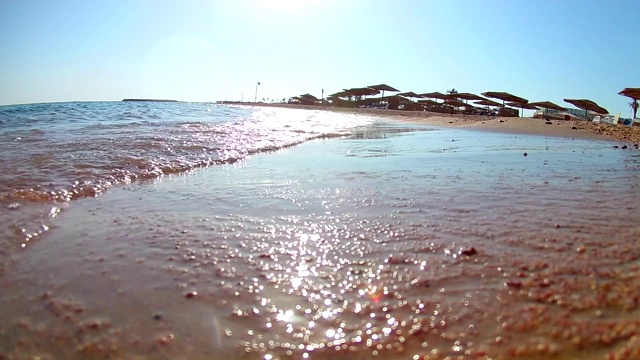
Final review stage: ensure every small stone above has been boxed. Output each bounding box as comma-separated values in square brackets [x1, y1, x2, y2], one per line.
[460, 247, 478, 256]
[571, 126, 577, 130]
[153, 313, 163, 321]
[185, 291, 198, 299]
[545, 121, 552, 125]
[158, 333, 175, 345]
[7, 203, 20, 210]
[621, 145, 628, 149]
[523, 152, 528, 157]
[506, 280, 522, 288]
[577, 245, 586, 253]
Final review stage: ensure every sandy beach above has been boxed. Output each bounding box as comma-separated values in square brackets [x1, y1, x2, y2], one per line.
[245, 103, 640, 145]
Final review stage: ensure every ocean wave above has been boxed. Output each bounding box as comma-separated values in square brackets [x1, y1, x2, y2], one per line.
[0, 103, 376, 205]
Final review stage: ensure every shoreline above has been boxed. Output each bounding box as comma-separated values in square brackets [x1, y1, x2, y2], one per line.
[235, 102, 640, 145]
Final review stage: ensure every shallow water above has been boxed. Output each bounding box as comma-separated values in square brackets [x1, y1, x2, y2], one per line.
[1, 117, 639, 359]
[0, 102, 372, 256]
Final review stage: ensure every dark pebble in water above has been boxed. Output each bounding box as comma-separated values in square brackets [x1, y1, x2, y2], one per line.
[613, 145, 619, 149]
[153, 313, 163, 320]
[185, 291, 197, 299]
[506, 280, 523, 288]
[571, 126, 577, 130]
[460, 247, 478, 256]
[523, 153, 528, 157]
[621, 145, 628, 149]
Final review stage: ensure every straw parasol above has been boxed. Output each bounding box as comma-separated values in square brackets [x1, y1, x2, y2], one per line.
[444, 98, 468, 108]
[417, 99, 440, 106]
[528, 101, 566, 119]
[397, 92, 423, 102]
[418, 92, 450, 103]
[329, 90, 350, 98]
[506, 102, 540, 110]
[443, 98, 472, 114]
[346, 87, 380, 98]
[482, 91, 529, 105]
[368, 84, 400, 99]
[505, 101, 539, 117]
[618, 88, 640, 100]
[292, 93, 319, 105]
[618, 88, 640, 118]
[474, 99, 502, 107]
[563, 99, 609, 116]
[299, 93, 318, 101]
[452, 92, 485, 102]
[528, 101, 566, 111]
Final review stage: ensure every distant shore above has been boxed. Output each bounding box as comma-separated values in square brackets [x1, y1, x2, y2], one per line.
[122, 98, 178, 102]
[231, 102, 640, 145]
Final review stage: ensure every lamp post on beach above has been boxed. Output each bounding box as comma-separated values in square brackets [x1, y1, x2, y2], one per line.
[255, 81, 260, 103]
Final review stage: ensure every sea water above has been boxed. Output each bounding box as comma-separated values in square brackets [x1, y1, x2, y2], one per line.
[0, 102, 371, 250]
[1, 102, 640, 359]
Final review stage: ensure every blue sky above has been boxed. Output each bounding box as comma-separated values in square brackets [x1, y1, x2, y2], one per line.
[0, 0, 638, 116]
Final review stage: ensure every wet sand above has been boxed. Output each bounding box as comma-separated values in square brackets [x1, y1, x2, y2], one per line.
[247, 103, 640, 144]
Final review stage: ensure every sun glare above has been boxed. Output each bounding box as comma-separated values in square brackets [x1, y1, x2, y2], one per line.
[256, 0, 319, 11]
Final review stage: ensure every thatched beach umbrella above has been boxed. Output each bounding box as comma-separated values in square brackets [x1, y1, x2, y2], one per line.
[528, 101, 566, 111]
[419, 92, 450, 102]
[329, 90, 351, 99]
[528, 101, 566, 119]
[618, 88, 640, 118]
[444, 98, 467, 107]
[618, 88, 640, 100]
[397, 92, 423, 102]
[417, 99, 440, 106]
[563, 98, 609, 117]
[444, 98, 468, 112]
[346, 87, 380, 99]
[482, 91, 529, 106]
[368, 84, 400, 99]
[452, 92, 485, 102]
[505, 101, 539, 117]
[296, 94, 319, 105]
[417, 99, 441, 110]
[474, 99, 502, 107]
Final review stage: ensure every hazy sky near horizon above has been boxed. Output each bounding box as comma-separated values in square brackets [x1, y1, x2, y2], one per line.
[1, 0, 638, 116]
